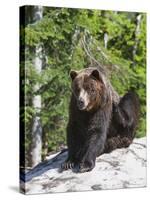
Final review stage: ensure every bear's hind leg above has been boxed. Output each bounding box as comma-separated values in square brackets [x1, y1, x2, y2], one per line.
[105, 91, 140, 153]
[104, 135, 132, 153]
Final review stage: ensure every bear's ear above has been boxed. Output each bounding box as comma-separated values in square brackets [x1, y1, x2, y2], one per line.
[70, 70, 78, 81]
[90, 69, 101, 81]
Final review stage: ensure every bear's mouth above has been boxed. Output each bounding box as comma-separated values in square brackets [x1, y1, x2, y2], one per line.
[77, 100, 88, 110]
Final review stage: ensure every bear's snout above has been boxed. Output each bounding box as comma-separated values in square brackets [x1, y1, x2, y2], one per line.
[77, 98, 85, 110]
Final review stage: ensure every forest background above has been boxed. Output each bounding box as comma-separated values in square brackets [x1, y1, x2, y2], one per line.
[20, 6, 146, 168]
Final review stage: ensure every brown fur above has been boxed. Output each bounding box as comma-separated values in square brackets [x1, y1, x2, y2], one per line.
[61, 67, 140, 173]
[104, 91, 140, 153]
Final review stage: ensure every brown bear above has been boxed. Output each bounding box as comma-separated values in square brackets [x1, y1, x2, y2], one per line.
[61, 67, 140, 173]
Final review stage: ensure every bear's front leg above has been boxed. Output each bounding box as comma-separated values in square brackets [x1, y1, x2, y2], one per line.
[76, 134, 106, 173]
[61, 157, 95, 173]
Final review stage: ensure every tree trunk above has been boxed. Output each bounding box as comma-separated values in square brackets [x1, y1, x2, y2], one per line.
[104, 32, 109, 49]
[31, 6, 43, 167]
[132, 14, 142, 65]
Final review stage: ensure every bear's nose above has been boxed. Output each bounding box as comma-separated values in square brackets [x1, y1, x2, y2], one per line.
[77, 99, 84, 109]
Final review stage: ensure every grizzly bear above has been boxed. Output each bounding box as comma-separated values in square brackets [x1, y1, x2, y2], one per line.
[61, 67, 140, 173]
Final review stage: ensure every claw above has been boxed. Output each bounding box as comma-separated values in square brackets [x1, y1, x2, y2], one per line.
[70, 162, 74, 169]
[61, 161, 75, 170]
[61, 162, 67, 170]
[66, 162, 69, 169]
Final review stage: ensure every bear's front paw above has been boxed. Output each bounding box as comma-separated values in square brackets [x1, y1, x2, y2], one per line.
[76, 160, 95, 173]
[61, 160, 74, 170]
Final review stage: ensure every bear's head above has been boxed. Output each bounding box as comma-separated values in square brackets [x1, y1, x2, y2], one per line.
[70, 68, 109, 111]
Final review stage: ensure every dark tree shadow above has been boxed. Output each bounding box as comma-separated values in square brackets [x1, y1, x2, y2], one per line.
[20, 150, 68, 182]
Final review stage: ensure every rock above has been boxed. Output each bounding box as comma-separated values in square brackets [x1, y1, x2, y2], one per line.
[20, 137, 147, 194]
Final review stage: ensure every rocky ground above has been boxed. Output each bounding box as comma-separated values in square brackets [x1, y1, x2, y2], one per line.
[20, 137, 147, 194]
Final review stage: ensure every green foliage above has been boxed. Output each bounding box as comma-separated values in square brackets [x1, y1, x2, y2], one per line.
[21, 7, 146, 163]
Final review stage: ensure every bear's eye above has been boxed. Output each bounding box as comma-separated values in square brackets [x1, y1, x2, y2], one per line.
[75, 88, 80, 93]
